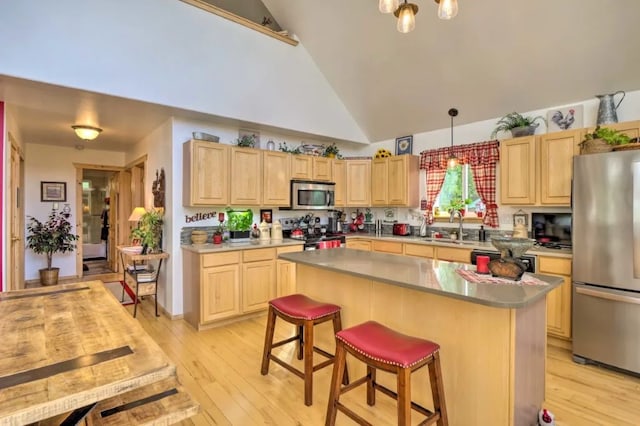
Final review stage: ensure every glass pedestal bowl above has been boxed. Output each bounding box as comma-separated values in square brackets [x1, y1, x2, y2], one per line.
[490, 236, 535, 259]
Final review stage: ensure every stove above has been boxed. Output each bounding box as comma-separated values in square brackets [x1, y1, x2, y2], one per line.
[533, 241, 572, 250]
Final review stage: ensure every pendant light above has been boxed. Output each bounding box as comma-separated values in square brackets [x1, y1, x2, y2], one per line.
[447, 108, 459, 169]
[394, 1, 419, 33]
[437, 0, 459, 20]
[379, 0, 400, 14]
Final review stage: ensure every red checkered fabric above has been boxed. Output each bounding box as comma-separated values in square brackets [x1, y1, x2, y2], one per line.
[420, 141, 500, 227]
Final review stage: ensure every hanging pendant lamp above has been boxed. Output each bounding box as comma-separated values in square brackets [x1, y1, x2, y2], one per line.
[394, 0, 419, 33]
[447, 108, 459, 169]
[437, 0, 459, 20]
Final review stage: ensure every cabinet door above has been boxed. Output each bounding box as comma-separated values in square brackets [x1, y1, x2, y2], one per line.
[388, 156, 419, 206]
[346, 239, 372, 251]
[242, 260, 276, 313]
[404, 243, 435, 259]
[230, 147, 262, 205]
[372, 240, 403, 254]
[263, 151, 291, 206]
[333, 160, 346, 207]
[436, 247, 471, 263]
[346, 160, 371, 206]
[371, 158, 388, 206]
[183, 140, 229, 206]
[539, 129, 582, 205]
[500, 136, 536, 205]
[276, 259, 296, 297]
[201, 264, 241, 323]
[539, 256, 572, 339]
[313, 157, 333, 181]
[291, 155, 312, 180]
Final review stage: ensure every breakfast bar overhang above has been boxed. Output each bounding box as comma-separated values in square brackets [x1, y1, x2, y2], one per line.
[279, 248, 562, 426]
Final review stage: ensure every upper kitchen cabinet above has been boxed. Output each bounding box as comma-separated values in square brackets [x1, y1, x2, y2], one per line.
[332, 159, 346, 207]
[230, 147, 262, 206]
[262, 151, 291, 206]
[291, 156, 333, 181]
[183, 140, 230, 206]
[371, 155, 419, 207]
[500, 128, 582, 206]
[345, 160, 371, 206]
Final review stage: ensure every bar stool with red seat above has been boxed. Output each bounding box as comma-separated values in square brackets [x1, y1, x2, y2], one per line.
[261, 294, 349, 406]
[325, 320, 448, 426]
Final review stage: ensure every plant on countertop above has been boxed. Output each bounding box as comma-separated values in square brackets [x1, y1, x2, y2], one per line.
[278, 141, 301, 154]
[131, 208, 163, 253]
[26, 210, 79, 271]
[235, 134, 257, 148]
[225, 208, 253, 231]
[491, 112, 546, 139]
[583, 126, 630, 145]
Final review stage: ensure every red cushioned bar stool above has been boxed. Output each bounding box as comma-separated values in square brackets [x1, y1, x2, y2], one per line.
[261, 294, 349, 406]
[325, 321, 448, 426]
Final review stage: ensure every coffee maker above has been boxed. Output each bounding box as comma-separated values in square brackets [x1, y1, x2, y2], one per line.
[327, 210, 342, 234]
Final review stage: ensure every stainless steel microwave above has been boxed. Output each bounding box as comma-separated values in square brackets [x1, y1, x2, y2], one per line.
[288, 180, 335, 210]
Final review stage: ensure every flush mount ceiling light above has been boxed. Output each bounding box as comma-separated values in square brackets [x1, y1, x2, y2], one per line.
[71, 125, 102, 141]
[380, 0, 458, 33]
[447, 108, 459, 169]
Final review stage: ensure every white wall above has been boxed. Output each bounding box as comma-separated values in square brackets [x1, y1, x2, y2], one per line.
[24, 144, 124, 280]
[0, 0, 367, 144]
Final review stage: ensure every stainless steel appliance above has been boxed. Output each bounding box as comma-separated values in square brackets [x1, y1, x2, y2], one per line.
[327, 210, 342, 234]
[470, 249, 536, 273]
[287, 180, 335, 210]
[392, 223, 411, 236]
[531, 212, 572, 247]
[572, 150, 640, 374]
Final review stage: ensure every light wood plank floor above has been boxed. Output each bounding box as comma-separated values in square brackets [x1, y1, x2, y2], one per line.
[127, 297, 640, 425]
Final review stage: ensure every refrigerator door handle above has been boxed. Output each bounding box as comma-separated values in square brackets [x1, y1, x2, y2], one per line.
[576, 285, 640, 305]
[633, 162, 640, 278]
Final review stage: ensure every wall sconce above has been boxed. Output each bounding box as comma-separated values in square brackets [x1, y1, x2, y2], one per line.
[72, 125, 102, 141]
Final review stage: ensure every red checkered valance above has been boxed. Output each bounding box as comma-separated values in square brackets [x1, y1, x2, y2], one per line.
[419, 140, 500, 170]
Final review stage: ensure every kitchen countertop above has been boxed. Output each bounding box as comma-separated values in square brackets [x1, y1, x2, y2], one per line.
[279, 249, 563, 309]
[181, 239, 304, 253]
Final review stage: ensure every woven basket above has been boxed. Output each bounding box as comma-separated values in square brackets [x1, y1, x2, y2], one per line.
[612, 143, 640, 151]
[579, 138, 613, 155]
[191, 230, 208, 244]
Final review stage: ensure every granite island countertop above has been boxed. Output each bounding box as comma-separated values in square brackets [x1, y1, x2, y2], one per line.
[279, 248, 563, 309]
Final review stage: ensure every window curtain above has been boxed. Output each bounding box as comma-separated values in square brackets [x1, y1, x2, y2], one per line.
[419, 140, 500, 227]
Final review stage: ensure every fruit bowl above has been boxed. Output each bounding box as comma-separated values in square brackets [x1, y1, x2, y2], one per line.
[490, 236, 535, 259]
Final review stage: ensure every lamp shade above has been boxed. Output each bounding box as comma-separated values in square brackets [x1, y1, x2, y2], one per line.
[128, 207, 147, 222]
[438, 0, 458, 20]
[72, 125, 102, 141]
[379, 0, 400, 13]
[395, 2, 418, 33]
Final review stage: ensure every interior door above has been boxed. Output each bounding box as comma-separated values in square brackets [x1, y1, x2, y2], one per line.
[9, 142, 25, 290]
[108, 173, 120, 272]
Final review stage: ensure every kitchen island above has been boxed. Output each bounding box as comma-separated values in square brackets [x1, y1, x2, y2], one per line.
[279, 248, 562, 426]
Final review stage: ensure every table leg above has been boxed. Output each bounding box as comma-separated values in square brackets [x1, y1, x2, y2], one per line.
[60, 402, 96, 426]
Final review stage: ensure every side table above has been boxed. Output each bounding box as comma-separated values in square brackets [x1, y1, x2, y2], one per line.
[117, 246, 169, 318]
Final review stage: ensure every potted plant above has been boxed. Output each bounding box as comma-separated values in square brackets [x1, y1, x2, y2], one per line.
[131, 208, 163, 254]
[323, 143, 341, 158]
[278, 142, 301, 154]
[235, 134, 257, 148]
[580, 126, 630, 154]
[26, 210, 79, 285]
[213, 223, 224, 244]
[445, 197, 471, 216]
[491, 112, 546, 139]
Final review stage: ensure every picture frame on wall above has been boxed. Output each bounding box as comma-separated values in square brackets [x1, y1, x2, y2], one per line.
[513, 211, 528, 227]
[41, 181, 67, 202]
[547, 105, 583, 132]
[260, 209, 273, 224]
[395, 135, 413, 155]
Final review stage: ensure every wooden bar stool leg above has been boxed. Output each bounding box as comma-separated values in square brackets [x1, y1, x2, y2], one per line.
[332, 313, 349, 385]
[429, 352, 448, 426]
[325, 341, 347, 426]
[366, 365, 376, 406]
[303, 319, 314, 406]
[397, 367, 411, 426]
[261, 307, 277, 375]
[297, 325, 304, 360]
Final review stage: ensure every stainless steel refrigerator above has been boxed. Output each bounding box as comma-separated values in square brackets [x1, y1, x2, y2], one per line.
[573, 149, 640, 374]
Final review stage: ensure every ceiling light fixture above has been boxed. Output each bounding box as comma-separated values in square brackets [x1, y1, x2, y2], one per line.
[381, 0, 458, 33]
[447, 108, 459, 169]
[71, 125, 102, 141]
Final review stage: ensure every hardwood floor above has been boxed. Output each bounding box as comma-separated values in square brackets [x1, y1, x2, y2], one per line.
[128, 298, 640, 425]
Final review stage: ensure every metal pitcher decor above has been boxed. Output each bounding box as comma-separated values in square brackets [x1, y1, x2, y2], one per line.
[596, 91, 625, 125]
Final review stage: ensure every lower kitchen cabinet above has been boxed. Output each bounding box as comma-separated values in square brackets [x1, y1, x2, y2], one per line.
[539, 256, 572, 339]
[435, 246, 472, 263]
[202, 263, 241, 323]
[276, 245, 303, 297]
[346, 238, 372, 251]
[372, 240, 403, 254]
[403, 243, 435, 259]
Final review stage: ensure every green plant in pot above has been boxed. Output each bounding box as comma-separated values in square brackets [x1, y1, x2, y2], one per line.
[580, 126, 630, 154]
[131, 208, 164, 254]
[235, 134, 257, 148]
[491, 112, 546, 139]
[26, 210, 79, 285]
[225, 208, 253, 240]
[322, 143, 341, 158]
[444, 197, 471, 216]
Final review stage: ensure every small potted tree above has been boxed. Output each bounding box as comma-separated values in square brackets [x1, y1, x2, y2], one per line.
[491, 112, 546, 139]
[26, 210, 79, 285]
[130, 209, 164, 254]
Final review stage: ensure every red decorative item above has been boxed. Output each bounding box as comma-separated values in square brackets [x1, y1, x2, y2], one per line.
[213, 234, 223, 244]
[218, 212, 225, 222]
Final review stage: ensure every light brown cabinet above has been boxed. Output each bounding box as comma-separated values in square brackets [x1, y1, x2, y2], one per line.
[291, 156, 332, 181]
[371, 240, 403, 254]
[539, 256, 572, 339]
[346, 238, 372, 251]
[345, 160, 371, 206]
[182, 140, 230, 206]
[500, 129, 582, 206]
[262, 151, 291, 206]
[434, 246, 472, 263]
[230, 147, 262, 206]
[198, 251, 241, 324]
[242, 248, 276, 313]
[276, 245, 303, 297]
[403, 243, 435, 259]
[332, 160, 346, 207]
[371, 155, 419, 207]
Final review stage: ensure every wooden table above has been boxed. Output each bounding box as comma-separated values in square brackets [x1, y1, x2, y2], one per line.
[0, 281, 179, 425]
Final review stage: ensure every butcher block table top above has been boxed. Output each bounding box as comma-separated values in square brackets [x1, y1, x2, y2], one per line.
[0, 281, 176, 425]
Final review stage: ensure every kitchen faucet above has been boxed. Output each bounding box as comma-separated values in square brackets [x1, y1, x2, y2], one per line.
[449, 209, 464, 241]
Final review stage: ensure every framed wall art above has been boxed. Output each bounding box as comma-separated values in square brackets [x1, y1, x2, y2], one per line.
[260, 209, 273, 224]
[395, 135, 413, 155]
[547, 105, 583, 132]
[513, 210, 528, 227]
[41, 181, 67, 202]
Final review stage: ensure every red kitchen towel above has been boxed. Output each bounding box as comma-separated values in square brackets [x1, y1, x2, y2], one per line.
[456, 268, 549, 286]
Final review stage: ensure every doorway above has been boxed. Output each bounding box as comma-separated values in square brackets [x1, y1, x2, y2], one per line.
[81, 170, 116, 276]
